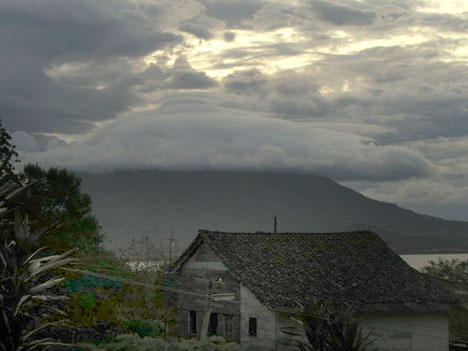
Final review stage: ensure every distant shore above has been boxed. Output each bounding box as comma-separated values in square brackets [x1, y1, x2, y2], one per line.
[401, 253, 468, 270]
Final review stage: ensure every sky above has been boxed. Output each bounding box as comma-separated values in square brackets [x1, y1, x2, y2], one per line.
[2, 0, 468, 221]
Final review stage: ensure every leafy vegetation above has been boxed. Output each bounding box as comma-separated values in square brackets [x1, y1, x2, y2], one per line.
[421, 258, 468, 284]
[0, 119, 20, 184]
[286, 299, 373, 351]
[422, 258, 468, 343]
[19, 164, 103, 254]
[122, 320, 164, 338]
[78, 334, 240, 351]
[56, 242, 176, 339]
[0, 181, 78, 351]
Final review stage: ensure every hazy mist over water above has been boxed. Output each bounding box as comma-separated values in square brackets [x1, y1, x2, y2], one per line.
[401, 253, 468, 270]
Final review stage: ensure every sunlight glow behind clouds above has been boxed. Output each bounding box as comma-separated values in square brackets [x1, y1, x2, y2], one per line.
[3, 0, 468, 216]
[418, 0, 468, 14]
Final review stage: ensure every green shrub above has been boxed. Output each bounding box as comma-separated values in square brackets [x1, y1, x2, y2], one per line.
[78, 334, 240, 351]
[122, 319, 164, 338]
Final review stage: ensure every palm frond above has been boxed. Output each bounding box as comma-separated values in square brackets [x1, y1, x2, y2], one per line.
[14, 295, 31, 317]
[16, 338, 55, 351]
[3, 181, 39, 203]
[20, 320, 66, 343]
[30, 295, 68, 302]
[28, 277, 65, 294]
[22, 341, 74, 351]
[26, 257, 79, 282]
[23, 247, 48, 266]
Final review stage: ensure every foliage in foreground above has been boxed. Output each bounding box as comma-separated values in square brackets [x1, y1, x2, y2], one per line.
[20, 164, 103, 255]
[122, 320, 164, 338]
[61, 247, 176, 331]
[0, 119, 20, 184]
[78, 334, 240, 351]
[0, 182, 78, 351]
[287, 299, 373, 351]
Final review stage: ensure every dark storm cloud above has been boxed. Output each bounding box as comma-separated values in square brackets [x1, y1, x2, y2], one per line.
[0, 0, 182, 133]
[0, 1, 180, 62]
[179, 22, 213, 40]
[203, 0, 267, 27]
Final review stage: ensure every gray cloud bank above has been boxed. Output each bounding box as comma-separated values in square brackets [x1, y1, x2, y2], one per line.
[16, 99, 436, 182]
[0, 0, 181, 134]
[2, 0, 468, 214]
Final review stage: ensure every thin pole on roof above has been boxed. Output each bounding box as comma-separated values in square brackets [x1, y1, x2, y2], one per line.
[274, 216, 278, 233]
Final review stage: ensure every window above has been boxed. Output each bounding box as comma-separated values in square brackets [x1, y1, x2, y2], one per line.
[224, 314, 233, 339]
[189, 310, 197, 334]
[248, 317, 257, 337]
[208, 312, 218, 335]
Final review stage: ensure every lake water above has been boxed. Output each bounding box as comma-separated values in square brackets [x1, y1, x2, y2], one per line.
[400, 253, 468, 271]
[126, 255, 468, 273]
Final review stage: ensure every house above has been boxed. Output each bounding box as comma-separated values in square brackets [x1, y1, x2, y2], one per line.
[424, 275, 468, 346]
[165, 230, 460, 351]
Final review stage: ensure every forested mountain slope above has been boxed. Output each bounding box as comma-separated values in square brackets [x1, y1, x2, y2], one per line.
[78, 170, 468, 254]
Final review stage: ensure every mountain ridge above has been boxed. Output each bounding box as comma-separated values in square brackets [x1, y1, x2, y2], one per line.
[77, 170, 468, 254]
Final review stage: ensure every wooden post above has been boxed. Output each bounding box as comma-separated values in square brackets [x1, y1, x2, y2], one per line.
[200, 281, 213, 339]
[274, 216, 277, 233]
[168, 230, 175, 265]
[163, 305, 168, 341]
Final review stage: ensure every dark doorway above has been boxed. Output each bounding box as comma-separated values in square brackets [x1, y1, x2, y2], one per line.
[208, 312, 218, 335]
[189, 310, 197, 334]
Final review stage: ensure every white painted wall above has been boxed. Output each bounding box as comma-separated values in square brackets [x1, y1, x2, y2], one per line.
[274, 311, 449, 351]
[360, 314, 449, 351]
[240, 284, 277, 351]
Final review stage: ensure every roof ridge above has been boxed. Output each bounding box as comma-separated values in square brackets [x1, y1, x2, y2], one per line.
[203, 230, 378, 235]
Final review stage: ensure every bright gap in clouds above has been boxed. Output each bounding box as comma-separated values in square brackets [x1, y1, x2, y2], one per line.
[186, 27, 316, 78]
[418, 0, 468, 14]
[332, 32, 429, 55]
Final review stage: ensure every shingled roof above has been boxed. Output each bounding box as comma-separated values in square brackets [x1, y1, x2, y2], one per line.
[172, 230, 460, 312]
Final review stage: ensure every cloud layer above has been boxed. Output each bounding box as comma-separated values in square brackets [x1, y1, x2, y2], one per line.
[2, 0, 468, 216]
[16, 99, 436, 181]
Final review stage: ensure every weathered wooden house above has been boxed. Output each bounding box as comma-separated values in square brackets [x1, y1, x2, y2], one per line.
[166, 230, 460, 351]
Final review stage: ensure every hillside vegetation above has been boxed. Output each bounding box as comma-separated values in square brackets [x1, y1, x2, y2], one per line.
[79, 170, 468, 254]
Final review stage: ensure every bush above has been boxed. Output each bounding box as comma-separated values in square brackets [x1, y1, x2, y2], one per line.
[122, 319, 164, 338]
[78, 334, 240, 351]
